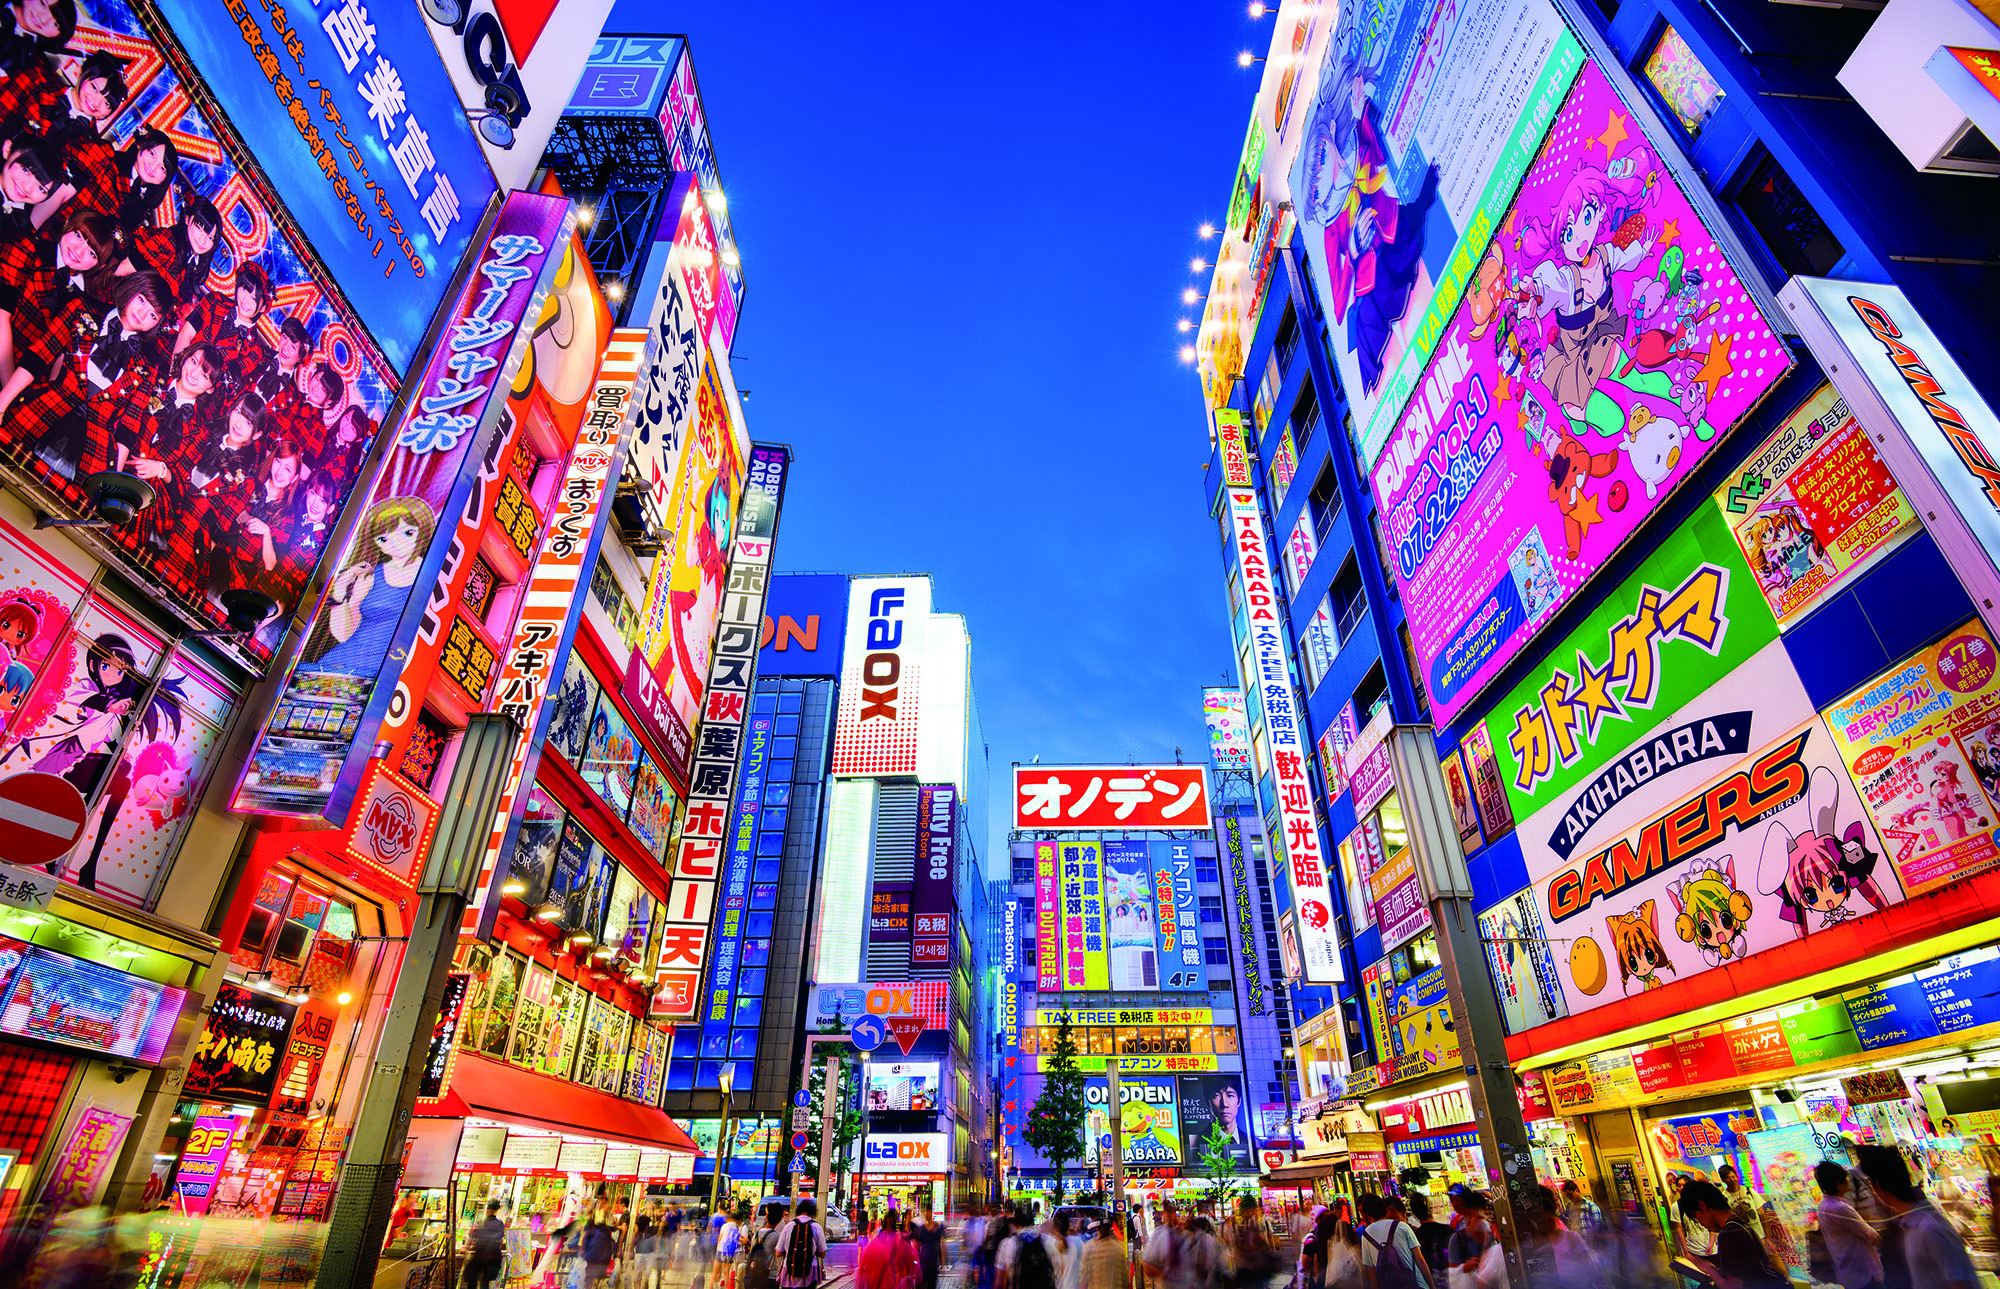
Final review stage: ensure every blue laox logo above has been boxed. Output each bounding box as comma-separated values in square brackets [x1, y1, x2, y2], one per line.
[398, 234, 549, 454]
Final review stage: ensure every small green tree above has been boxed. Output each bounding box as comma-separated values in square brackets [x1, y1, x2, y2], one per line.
[1195, 1123, 1246, 1217]
[1024, 1014, 1087, 1195]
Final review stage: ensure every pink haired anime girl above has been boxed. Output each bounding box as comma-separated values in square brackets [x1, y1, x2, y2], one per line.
[1930, 761, 1984, 841]
[1757, 767, 1895, 940]
[1521, 150, 1656, 427]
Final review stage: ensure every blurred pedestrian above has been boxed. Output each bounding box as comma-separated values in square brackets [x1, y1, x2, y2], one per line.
[1678, 1178, 1785, 1289]
[1858, 1144, 1978, 1289]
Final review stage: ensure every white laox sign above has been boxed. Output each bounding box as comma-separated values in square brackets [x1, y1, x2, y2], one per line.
[863, 1133, 949, 1174]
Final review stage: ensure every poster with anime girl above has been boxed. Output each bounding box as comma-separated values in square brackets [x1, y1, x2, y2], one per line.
[1366, 60, 1790, 727]
[1288, 0, 1583, 460]
[61, 650, 233, 909]
[0, 597, 162, 800]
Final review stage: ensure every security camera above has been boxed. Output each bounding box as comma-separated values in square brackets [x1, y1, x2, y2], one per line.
[35, 470, 155, 531]
[106, 1061, 141, 1085]
[186, 588, 279, 642]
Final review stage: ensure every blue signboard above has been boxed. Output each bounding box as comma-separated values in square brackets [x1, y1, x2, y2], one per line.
[758, 575, 849, 677]
[1847, 978, 1943, 1051]
[154, 0, 499, 370]
[1918, 948, 2000, 1035]
[565, 34, 683, 118]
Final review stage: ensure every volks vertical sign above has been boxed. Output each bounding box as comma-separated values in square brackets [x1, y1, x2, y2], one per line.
[1218, 416, 1340, 982]
[832, 579, 930, 776]
[654, 446, 789, 1018]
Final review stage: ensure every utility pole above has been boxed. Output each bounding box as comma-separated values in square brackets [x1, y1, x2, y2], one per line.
[1387, 726, 1550, 1288]
[315, 716, 518, 1289]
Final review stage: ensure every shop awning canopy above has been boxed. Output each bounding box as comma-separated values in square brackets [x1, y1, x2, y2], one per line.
[425, 1053, 699, 1154]
[1261, 1156, 1347, 1184]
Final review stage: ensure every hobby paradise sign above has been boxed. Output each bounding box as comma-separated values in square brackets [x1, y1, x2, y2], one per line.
[1370, 61, 1789, 727]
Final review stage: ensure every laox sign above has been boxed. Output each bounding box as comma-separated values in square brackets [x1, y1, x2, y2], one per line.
[859, 586, 908, 722]
[865, 1140, 933, 1161]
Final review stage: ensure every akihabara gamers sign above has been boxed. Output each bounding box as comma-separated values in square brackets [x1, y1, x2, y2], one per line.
[1013, 766, 1212, 830]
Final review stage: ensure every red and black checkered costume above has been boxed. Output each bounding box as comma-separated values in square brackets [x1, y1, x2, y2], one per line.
[2, 283, 102, 480]
[73, 321, 165, 478]
[0, 57, 65, 143]
[57, 131, 117, 221]
[220, 484, 300, 599]
[184, 288, 270, 391]
[124, 387, 218, 596]
[313, 412, 373, 489]
[124, 222, 209, 320]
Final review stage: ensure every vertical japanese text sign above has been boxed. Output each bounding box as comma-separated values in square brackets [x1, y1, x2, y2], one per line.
[1217, 415, 1341, 982]
[653, 445, 790, 1019]
[466, 328, 648, 938]
[233, 192, 574, 824]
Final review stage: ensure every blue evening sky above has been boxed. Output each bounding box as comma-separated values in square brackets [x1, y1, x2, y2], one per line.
[665, 4, 1268, 870]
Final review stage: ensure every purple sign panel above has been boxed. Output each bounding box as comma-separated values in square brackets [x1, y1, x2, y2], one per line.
[700, 714, 772, 1044]
[1367, 61, 1790, 727]
[232, 193, 575, 821]
[913, 786, 956, 971]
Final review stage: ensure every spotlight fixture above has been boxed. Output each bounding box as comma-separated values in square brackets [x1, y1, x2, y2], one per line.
[1238, 51, 1261, 67]
[501, 876, 527, 896]
[1182, 288, 1200, 305]
[1191, 257, 1207, 272]
[36, 471, 155, 531]
[1177, 319, 1193, 333]
[337, 991, 354, 1006]
[1249, 2, 1268, 16]
[1198, 223, 1215, 239]
[534, 903, 562, 921]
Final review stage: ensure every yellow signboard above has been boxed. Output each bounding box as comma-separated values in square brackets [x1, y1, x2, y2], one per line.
[1034, 1009, 1213, 1027]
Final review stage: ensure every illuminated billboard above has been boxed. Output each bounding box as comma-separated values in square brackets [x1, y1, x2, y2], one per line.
[152, 0, 498, 371]
[1289, 0, 1583, 467]
[1368, 60, 1792, 728]
[631, 331, 748, 793]
[831, 577, 931, 777]
[232, 192, 574, 821]
[0, 0, 411, 648]
[865, 1061, 940, 1112]
[1011, 765, 1212, 830]
[1202, 688, 1251, 769]
[651, 445, 786, 1020]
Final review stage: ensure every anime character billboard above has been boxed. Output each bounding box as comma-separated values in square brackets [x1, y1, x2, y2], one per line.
[0, 517, 234, 910]
[1365, 61, 1791, 727]
[1826, 621, 2000, 898]
[1289, 0, 1583, 466]
[1711, 384, 1918, 628]
[0, 0, 404, 654]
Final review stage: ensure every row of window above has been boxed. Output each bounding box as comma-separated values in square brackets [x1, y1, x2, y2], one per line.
[1017, 1025, 1242, 1056]
[453, 943, 672, 1107]
[1009, 858, 1225, 888]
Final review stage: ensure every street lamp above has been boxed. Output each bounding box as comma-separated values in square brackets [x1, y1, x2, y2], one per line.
[708, 1065, 736, 1216]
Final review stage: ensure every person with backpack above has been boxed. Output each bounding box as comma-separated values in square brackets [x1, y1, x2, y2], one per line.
[1358, 1193, 1433, 1289]
[1000, 1203, 1061, 1289]
[1229, 1195, 1280, 1289]
[714, 1204, 749, 1289]
[738, 1204, 783, 1289]
[1140, 1199, 1183, 1289]
[578, 1202, 622, 1289]
[776, 1198, 828, 1289]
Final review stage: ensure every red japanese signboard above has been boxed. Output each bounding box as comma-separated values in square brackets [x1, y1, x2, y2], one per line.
[1011, 765, 1212, 830]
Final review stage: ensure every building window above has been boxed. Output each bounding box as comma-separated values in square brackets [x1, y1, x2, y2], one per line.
[1331, 558, 1368, 645]
[1274, 304, 1299, 372]
[1199, 896, 1225, 924]
[1291, 375, 1321, 449]
[1283, 511, 1318, 598]
[1734, 148, 1845, 279]
[1643, 25, 1725, 134]
[1302, 594, 1340, 691]
[1195, 857, 1221, 886]
[1253, 352, 1281, 436]
[1204, 942, 1233, 966]
[1011, 857, 1035, 885]
[1309, 462, 1342, 547]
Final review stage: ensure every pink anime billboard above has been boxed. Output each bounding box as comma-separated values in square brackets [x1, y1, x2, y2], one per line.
[1368, 60, 1792, 727]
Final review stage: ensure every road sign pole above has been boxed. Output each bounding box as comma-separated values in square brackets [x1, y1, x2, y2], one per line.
[1108, 1060, 1124, 1220]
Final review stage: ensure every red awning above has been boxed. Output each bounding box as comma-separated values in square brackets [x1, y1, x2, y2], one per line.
[423, 1053, 698, 1153]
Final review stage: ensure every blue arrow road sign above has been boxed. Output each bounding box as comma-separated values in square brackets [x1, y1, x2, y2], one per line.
[850, 1014, 887, 1051]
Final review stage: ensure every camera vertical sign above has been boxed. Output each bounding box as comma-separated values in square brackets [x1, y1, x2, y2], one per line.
[463, 328, 648, 938]
[653, 445, 790, 1020]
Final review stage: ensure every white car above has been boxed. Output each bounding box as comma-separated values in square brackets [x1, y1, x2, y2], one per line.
[823, 1210, 853, 1242]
